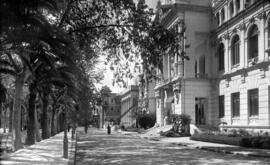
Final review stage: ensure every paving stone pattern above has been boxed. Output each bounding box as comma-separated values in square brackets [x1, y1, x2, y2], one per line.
[75, 128, 270, 165]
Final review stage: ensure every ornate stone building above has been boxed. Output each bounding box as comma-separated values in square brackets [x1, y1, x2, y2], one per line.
[155, 0, 270, 131]
[155, 0, 214, 126]
[213, 0, 270, 130]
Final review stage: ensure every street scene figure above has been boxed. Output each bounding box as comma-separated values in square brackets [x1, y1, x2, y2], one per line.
[84, 124, 88, 134]
[107, 124, 111, 135]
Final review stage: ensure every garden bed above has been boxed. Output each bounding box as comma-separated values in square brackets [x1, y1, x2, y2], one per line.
[160, 130, 190, 137]
[191, 133, 270, 149]
[191, 134, 241, 146]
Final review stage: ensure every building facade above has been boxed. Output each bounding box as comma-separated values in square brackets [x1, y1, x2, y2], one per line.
[213, 0, 270, 130]
[155, 0, 270, 131]
[102, 93, 121, 126]
[155, 0, 215, 126]
[138, 72, 156, 116]
[120, 85, 139, 127]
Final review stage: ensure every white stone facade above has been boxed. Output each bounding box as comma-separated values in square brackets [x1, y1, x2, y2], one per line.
[213, 0, 270, 129]
[120, 86, 139, 127]
[155, 0, 270, 130]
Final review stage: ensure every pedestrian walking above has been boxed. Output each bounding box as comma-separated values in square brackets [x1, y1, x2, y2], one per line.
[84, 124, 88, 134]
[107, 124, 111, 135]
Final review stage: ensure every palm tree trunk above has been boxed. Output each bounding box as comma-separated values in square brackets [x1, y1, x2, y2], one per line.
[35, 109, 41, 142]
[26, 83, 36, 145]
[8, 101, 13, 133]
[0, 103, 2, 129]
[4, 108, 7, 133]
[41, 92, 50, 139]
[13, 73, 24, 150]
[51, 104, 56, 136]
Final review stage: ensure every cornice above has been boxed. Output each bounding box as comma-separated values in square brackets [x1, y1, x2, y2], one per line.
[159, 3, 211, 27]
[215, 1, 268, 36]
[219, 60, 270, 80]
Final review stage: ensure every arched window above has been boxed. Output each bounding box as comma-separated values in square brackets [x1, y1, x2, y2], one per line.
[248, 25, 258, 60]
[218, 43, 225, 71]
[231, 35, 240, 65]
[229, 2, 234, 18]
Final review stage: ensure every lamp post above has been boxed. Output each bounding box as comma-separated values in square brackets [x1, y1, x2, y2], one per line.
[63, 86, 68, 158]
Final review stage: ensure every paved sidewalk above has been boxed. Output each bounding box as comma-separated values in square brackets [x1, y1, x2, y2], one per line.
[1, 131, 76, 165]
[120, 130, 270, 158]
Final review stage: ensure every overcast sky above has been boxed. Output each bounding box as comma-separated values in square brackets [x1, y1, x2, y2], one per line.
[145, 0, 158, 9]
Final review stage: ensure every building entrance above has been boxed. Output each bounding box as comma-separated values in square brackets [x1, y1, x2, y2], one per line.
[195, 98, 206, 125]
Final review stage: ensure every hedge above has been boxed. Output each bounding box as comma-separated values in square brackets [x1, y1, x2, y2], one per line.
[191, 134, 270, 149]
[191, 134, 242, 146]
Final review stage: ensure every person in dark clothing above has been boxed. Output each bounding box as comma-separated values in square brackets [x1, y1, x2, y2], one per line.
[84, 124, 88, 134]
[107, 124, 111, 135]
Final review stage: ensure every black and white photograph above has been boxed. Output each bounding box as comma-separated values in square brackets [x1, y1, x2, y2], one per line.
[1, 0, 270, 164]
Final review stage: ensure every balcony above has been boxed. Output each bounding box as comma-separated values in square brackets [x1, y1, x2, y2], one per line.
[195, 73, 208, 79]
[161, 0, 189, 5]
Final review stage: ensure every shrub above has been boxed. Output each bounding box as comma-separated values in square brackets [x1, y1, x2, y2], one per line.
[191, 133, 241, 146]
[238, 129, 250, 137]
[261, 138, 270, 149]
[137, 114, 156, 129]
[251, 137, 262, 148]
[160, 129, 190, 137]
[239, 137, 252, 147]
[169, 114, 191, 134]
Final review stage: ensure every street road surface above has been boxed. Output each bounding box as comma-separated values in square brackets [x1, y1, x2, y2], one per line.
[75, 128, 270, 165]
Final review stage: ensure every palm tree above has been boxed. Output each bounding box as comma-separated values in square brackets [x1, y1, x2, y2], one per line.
[1, 0, 77, 150]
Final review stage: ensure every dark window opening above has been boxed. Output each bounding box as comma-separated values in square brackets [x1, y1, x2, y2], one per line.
[218, 43, 225, 71]
[268, 21, 270, 48]
[216, 13, 220, 25]
[219, 95, 225, 118]
[231, 35, 240, 65]
[236, 0, 240, 11]
[230, 2, 234, 17]
[195, 61, 198, 78]
[232, 92, 240, 117]
[248, 25, 258, 60]
[248, 88, 258, 116]
[221, 9, 225, 23]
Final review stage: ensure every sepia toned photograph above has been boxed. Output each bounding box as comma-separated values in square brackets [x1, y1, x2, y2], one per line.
[1, 0, 270, 164]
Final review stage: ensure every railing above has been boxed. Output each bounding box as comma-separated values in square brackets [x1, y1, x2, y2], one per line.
[118, 101, 138, 120]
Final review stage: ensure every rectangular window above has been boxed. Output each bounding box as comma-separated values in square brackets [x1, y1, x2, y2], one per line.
[219, 95, 225, 118]
[231, 92, 240, 117]
[248, 89, 258, 116]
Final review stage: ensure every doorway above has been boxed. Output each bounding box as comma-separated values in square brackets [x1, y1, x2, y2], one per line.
[195, 98, 206, 125]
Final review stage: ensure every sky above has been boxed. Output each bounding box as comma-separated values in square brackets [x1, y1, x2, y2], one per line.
[97, 0, 159, 93]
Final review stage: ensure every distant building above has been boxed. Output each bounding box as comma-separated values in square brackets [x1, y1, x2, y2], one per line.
[120, 85, 139, 127]
[137, 72, 156, 116]
[102, 93, 121, 126]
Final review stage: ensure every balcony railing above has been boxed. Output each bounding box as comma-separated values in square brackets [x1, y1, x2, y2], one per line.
[161, 0, 189, 5]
